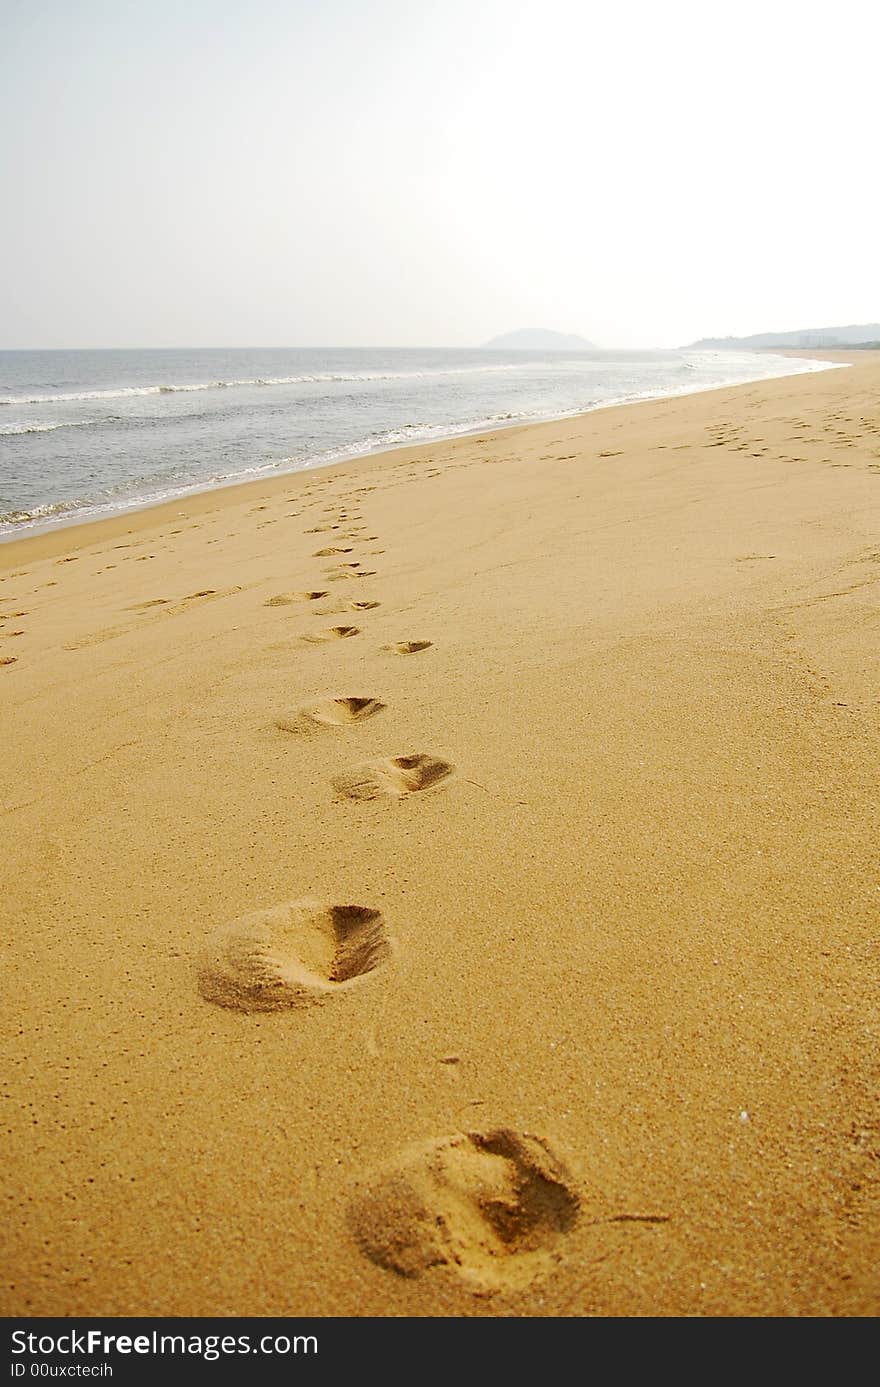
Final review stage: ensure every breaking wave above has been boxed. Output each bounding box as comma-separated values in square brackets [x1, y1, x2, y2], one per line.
[0, 418, 106, 436]
[0, 362, 538, 407]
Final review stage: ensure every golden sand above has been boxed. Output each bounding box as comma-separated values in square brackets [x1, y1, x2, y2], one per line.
[1, 356, 878, 1316]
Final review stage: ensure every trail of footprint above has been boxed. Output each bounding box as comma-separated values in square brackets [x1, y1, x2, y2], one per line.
[276, 697, 386, 733]
[198, 899, 392, 1012]
[349, 1128, 580, 1288]
[64, 587, 241, 650]
[334, 754, 453, 801]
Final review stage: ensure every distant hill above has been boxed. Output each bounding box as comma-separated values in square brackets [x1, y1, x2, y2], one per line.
[688, 323, 880, 350]
[482, 328, 595, 350]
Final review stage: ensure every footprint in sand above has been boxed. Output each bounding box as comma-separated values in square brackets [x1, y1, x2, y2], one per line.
[198, 899, 391, 1012]
[350, 600, 381, 611]
[300, 625, 360, 644]
[327, 567, 378, 582]
[349, 1128, 580, 1289]
[333, 753, 453, 801]
[313, 547, 353, 557]
[264, 591, 329, 607]
[384, 640, 432, 655]
[276, 697, 386, 734]
[168, 589, 228, 612]
[0, 656, 17, 667]
[64, 585, 235, 649]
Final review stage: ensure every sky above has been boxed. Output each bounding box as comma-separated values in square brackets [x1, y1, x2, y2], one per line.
[2, 0, 878, 350]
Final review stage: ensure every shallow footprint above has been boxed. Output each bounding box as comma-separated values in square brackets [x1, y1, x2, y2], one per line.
[264, 590, 329, 606]
[276, 697, 386, 733]
[301, 625, 360, 643]
[384, 640, 433, 655]
[198, 898, 391, 1012]
[334, 753, 453, 800]
[350, 600, 381, 611]
[349, 1128, 580, 1289]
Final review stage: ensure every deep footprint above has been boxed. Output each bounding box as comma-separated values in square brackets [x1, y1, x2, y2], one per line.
[198, 899, 391, 1011]
[334, 753, 453, 800]
[384, 640, 433, 655]
[349, 1128, 580, 1288]
[277, 697, 387, 733]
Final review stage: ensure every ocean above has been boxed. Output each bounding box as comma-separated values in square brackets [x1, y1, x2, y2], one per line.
[0, 346, 834, 539]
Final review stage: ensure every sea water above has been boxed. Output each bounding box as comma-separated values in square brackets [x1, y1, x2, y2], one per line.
[0, 345, 835, 538]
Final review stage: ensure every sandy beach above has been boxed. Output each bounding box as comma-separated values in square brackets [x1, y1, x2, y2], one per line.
[1, 355, 878, 1317]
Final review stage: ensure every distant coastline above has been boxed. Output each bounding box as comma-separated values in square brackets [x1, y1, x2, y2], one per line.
[688, 322, 880, 350]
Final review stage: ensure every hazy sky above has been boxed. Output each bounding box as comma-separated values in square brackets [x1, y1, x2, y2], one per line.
[2, 0, 877, 349]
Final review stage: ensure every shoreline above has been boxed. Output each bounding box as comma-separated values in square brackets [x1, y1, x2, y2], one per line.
[0, 351, 854, 570]
[3, 349, 878, 1316]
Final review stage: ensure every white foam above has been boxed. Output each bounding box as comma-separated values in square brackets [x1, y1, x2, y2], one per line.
[0, 418, 102, 436]
[0, 361, 541, 407]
